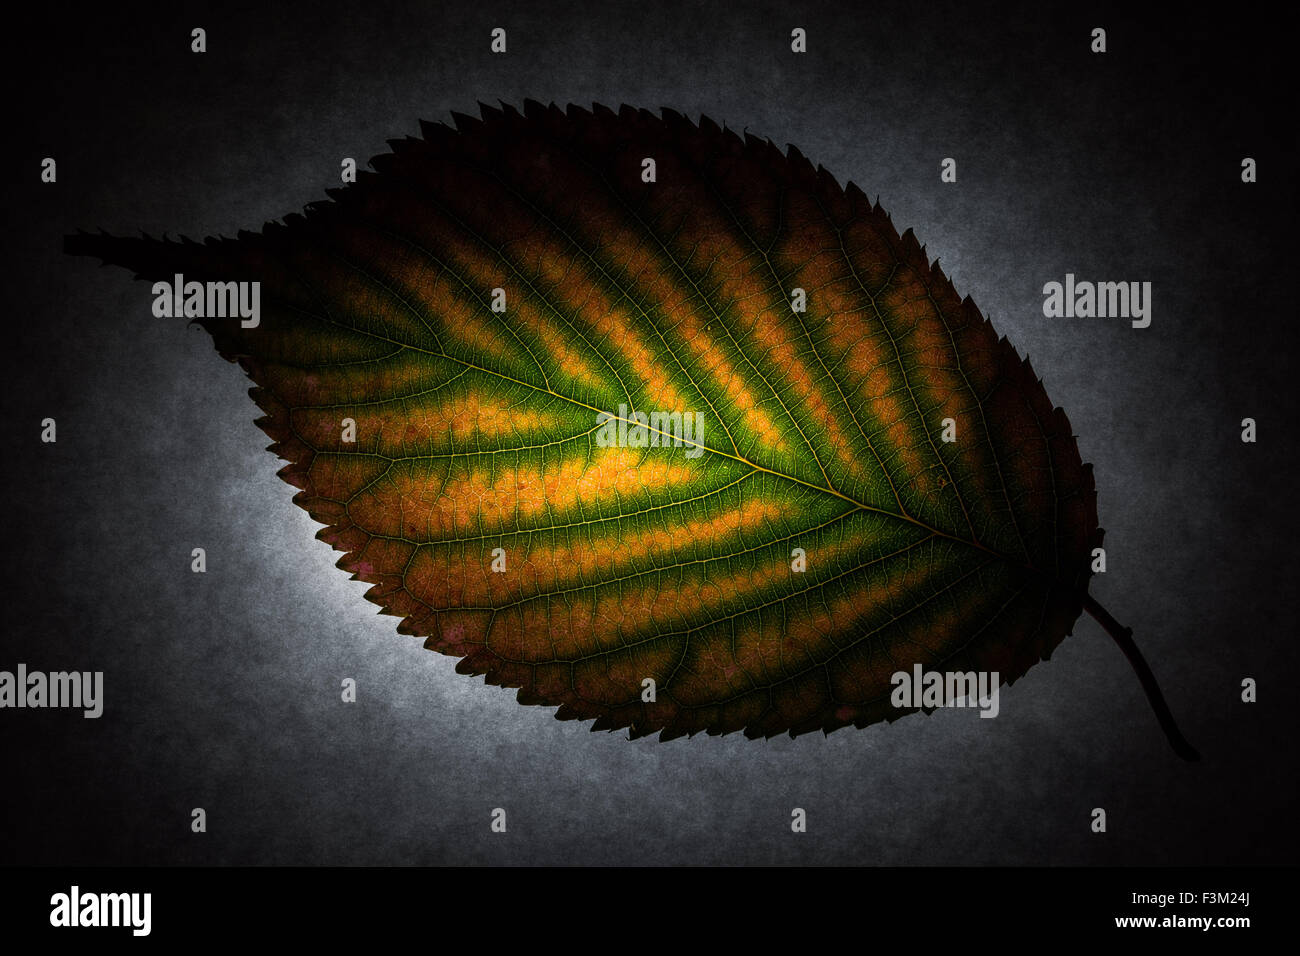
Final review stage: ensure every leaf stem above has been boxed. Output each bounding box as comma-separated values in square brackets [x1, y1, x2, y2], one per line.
[1082, 593, 1200, 761]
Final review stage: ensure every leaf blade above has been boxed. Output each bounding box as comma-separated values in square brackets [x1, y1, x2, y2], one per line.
[66, 101, 1100, 739]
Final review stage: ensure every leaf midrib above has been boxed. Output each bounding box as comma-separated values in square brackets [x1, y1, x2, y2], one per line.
[269, 292, 1007, 567]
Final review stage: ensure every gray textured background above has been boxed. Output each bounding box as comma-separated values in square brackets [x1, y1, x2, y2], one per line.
[3, 1, 1296, 865]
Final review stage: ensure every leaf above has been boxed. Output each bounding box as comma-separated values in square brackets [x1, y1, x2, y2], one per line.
[65, 101, 1192, 751]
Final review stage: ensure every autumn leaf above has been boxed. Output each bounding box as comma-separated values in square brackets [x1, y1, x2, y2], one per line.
[65, 100, 1196, 755]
